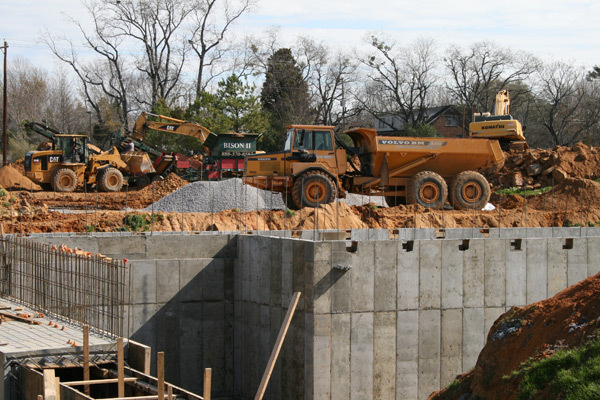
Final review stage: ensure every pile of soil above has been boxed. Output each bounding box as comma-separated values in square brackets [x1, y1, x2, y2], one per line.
[135, 173, 188, 201]
[527, 177, 600, 211]
[9, 159, 25, 175]
[430, 272, 600, 400]
[486, 143, 600, 188]
[0, 165, 41, 191]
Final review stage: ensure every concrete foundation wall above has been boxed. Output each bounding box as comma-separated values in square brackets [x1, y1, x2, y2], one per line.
[235, 234, 600, 400]
[25, 230, 600, 400]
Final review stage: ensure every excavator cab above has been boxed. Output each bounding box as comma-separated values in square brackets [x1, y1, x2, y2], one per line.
[469, 90, 527, 150]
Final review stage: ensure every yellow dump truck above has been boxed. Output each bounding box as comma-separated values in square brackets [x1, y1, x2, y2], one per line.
[243, 125, 505, 209]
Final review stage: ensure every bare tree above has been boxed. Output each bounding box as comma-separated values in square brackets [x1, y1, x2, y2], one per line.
[44, 2, 134, 129]
[531, 61, 600, 146]
[360, 35, 438, 131]
[45, 0, 202, 131]
[45, 67, 90, 134]
[295, 37, 358, 127]
[104, 0, 195, 107]
[188, 0, 255, 98]
[444, 41, 538, 117]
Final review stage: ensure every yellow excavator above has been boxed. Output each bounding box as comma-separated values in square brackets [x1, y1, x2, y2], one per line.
[469, 90, 527, 150]
[131, 112, 211, 150]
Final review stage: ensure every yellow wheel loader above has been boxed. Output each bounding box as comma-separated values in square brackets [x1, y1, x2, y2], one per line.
[24, 133, 152, 193]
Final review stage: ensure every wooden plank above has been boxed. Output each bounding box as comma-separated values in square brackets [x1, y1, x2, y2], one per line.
[63, 377, 137, 386]
[0, 311, 42, 325]
[105, 366, 203, 400]
[167, 385, 173, 400]
[157, 352, 165, 400]
[127, 340, 152, 374]
[55, 377, 61, 400]
[203, 368, 212, 400]
[83, 325, 90, 395]
[43, 368, 57, 400]
[118, 338, 125, 397]
[102, 397, 159, 400]
[254, 291, 301, 400]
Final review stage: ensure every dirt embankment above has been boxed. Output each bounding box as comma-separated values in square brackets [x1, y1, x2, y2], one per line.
[430, 272, 600, 400]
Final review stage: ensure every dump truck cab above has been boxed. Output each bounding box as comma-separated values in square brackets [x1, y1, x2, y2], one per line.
[244, 125, 347, 208]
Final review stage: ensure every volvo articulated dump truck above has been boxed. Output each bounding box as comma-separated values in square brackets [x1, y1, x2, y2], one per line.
[243, 125, 506, 210]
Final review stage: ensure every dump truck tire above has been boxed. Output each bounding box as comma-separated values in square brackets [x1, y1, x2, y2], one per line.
[449, 171, 490, 210]
[98, 167, 124, 192]
[281, 192, 300, 210]
[406, 171, 447, 209]
[292, 170, 336, 208]
[51, 168, 77, 192]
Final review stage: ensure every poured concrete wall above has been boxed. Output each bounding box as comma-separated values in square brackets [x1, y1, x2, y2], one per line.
[25, 230, 600, 400]
[234, 234, 600, 400]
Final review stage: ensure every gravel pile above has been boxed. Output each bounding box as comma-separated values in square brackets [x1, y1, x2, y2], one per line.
[143, 178, 387, 213]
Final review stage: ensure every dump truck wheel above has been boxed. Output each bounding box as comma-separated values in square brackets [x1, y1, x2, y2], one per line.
[292, 171, 336, 208]
[281, 192, 300, 210]
[406, 171, 447, 209]
[98, 167, 124, 192]
[449, 171, 490, 210]
[51, 168, 78, 192]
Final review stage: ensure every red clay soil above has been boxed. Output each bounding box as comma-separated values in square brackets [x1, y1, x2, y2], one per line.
[430, 272, 600, 400]
[0, 165, 42, 191]
[488, 142, 600, 189]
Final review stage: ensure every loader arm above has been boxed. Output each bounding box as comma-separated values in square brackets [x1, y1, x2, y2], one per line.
[132, 112, 211, 143]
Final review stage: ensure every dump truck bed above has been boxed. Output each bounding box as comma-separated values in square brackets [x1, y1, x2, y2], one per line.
[345, 128, 504, 180]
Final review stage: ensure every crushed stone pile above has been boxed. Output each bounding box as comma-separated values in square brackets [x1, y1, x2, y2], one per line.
[143, 178, 386, 213]
[486, 142, 600, 189]
[0, 165, 42, 191]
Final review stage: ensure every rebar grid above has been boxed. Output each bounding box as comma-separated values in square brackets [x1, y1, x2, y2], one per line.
[0, 236, 126, 338]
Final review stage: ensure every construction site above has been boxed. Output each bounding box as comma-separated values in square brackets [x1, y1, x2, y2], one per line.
[3, 102, 600, 400]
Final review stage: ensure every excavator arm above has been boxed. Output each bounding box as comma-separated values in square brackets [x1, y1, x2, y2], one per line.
[132, 112, 211, 143]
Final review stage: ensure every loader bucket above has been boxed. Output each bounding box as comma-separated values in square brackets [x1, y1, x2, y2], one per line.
[120, 151, 156, 174]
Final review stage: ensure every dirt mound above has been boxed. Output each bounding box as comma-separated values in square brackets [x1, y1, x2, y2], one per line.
[0, 165, 42, 191]
[10, 159, 25, 175]
[526, 177, 600, 212]
[430, 273, 600, 400]
[136, 173, 188, 199]
[487, 143, 600, 188]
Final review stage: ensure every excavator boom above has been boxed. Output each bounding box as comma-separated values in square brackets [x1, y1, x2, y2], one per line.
[132, 112, 211, 143]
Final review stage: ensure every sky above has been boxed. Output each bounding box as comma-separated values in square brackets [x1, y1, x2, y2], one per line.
[2, 0, 600, 72]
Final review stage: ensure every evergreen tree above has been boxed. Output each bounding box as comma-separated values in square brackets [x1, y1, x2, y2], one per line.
[260, 48, 311, 151]
[190, 74, 268, 134]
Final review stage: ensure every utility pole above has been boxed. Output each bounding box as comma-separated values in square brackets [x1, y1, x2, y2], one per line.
[1, 41, 7, 166]
[87, 110, 93, 140]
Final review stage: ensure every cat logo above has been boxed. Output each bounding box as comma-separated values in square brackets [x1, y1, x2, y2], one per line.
[49, 156, 60, 163]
